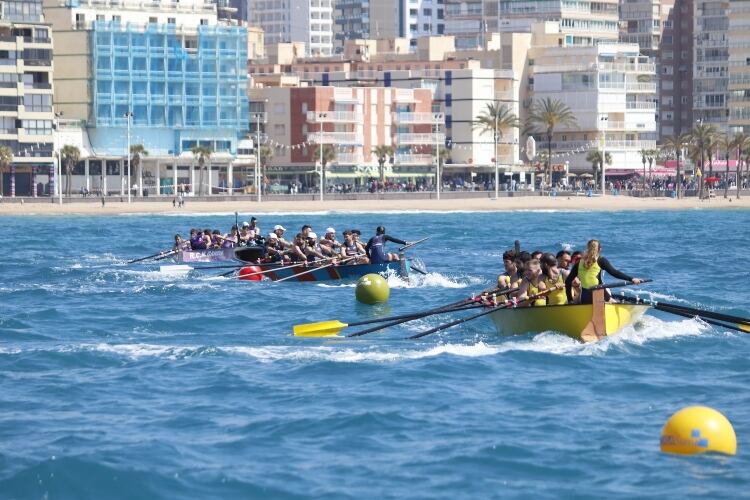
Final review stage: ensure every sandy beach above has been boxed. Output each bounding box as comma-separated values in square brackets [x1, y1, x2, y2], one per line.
[1, 194, 749, 215]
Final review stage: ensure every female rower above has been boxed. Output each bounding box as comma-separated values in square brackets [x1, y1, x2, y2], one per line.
[565, 239, 642, 304]
[540, 253, 567, 306]
[222, 225, 239, 248]
[190, 229, 207, 250]
[517, 259, 548, 307]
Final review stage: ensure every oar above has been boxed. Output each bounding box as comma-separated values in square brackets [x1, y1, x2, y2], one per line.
[654, 304, 750, 334]
[273, 256, 357, 283]
[408, 288, 553, 340]
[615, 294, 750, 332]
[220, 255, 341, 279]
[591, 279, 652, 290]
[294, 286, 515, 337]
[346, 287, 519, 338]
[127, 249, 175, 264]
[154, 250, 178, 262]
[398, 237, 430, 252]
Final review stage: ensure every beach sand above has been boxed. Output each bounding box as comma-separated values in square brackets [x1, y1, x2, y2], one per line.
[1, 194, 749, 215]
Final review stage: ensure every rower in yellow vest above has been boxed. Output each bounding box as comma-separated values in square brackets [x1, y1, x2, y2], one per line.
[540, 253, 568, 306]
[497, 250, 523, 290]
[517, 259, 548, 306]
[565, 239, 643, 304]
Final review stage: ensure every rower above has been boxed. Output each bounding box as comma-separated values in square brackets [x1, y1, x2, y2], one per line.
[516, 259, 548, 307]
[173, 234, 190, 252]
[497, 250, 522, 290]
[304, 232, 326, 261]
[249, 216, 260, 236]
[319, 227, 341, 257]
[202, 228, 213, 248]
[301, 225, 313, 238]
[273, 225, 292, 249]
[565, 239, 642, 305]
[556, 250, 572, 276]
[239, 222, 255, 246]
[210, 229, 223, 249]
[264, 233, 289, 263]
[221, 225, 239, 248]
[365, 226, 407, 264]
[541, 253, 567, 306]
[341, 230, 368, 264]
[289, 233, 308, 263]
[190, 229, 207, 250]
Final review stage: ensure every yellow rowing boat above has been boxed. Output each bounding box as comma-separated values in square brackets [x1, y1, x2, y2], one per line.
[488, 289, 650, 342]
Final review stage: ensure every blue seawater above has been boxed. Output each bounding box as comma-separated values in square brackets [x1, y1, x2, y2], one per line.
[1, 209, 749, 499]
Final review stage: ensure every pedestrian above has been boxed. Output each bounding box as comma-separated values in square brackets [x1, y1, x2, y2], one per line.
[173, 197, 176, 208]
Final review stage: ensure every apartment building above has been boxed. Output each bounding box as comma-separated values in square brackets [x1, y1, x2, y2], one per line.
[656, 0, 694, 137]
[335, 0, 446, 51]
[249, 85, 438, 188]
[693, 0, 729, 131]
[527, 42, 658, 175]
[0, 0, 55, 198]
[728, 0, 750, 134]
[250, 0, 333, 57]
[43, 0, 248, 195]
[444, 0, 621, 51]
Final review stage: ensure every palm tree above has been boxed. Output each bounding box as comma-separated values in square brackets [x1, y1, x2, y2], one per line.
[730, 133, 750, 199]
[662, 133, 690, 199]
[60, 144, 81, 197]
[259, 145, 273, 193]
[527, 98, 577, 190]
[313, 144, 336, 194]
[130, 144, 148, 197]
[689, 123, 718, 199]
[0, 145, 12, 197]
[646, 149, 657, 193]
[720, 133, 749, 199]
[474, 102, 519, 159]
[639, 149, 648, 191]
[372, 145, 394, 188]
[586, 150, 612, 188]
[191, 145, 212, 196]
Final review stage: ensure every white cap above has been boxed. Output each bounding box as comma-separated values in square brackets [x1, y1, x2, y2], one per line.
[274, 224, 286, 231]
[325, 227, 336, 234]
[242, 221, 250, 227]
[267, 232, 278, 239]
[308, 232, 318, 239]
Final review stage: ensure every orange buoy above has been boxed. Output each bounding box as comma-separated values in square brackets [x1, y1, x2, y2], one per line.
[239, 265, 264, 281]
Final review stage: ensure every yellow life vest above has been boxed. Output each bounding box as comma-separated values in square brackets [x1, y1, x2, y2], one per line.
[498, 272, 522, 290]
[578, 260, 601, 289]
[544, 275, 568, 306]
[525, 278, 547, 306]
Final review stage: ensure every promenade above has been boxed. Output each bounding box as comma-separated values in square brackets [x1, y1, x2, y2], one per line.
[2, 191, 749, 215]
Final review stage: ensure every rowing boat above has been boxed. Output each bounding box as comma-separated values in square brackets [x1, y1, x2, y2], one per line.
[172, 245, 264, 264]
[242, 259, 415, 282]
[488, 289, 650, 342]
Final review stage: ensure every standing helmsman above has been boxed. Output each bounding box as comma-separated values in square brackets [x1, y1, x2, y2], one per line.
[365, 226, 408, 264]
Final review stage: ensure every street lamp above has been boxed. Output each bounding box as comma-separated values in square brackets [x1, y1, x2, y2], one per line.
[250, 108, 266, 203]
[600, 116, 608, 196]
[494, 103, 500, 200]
[433, 112, 443, 200]
[318, 112, 327, 202]
[125, 111, 133, 203]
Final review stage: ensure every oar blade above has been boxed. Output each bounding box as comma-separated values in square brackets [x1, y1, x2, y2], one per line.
[739, 323, 750, 333]
[293, 320, 348, 337]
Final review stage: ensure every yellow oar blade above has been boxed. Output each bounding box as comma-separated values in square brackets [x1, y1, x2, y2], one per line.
[293, 320, 348, 337]
[740, 323, 750, 333]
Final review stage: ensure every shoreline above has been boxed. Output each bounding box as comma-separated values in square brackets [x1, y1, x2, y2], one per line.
[1, 194, 750, 216]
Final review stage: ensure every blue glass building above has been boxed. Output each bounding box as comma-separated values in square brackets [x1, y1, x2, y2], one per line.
[90, 21, 248, 156]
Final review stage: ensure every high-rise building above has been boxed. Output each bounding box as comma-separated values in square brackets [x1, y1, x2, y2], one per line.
[44, 0, 248, 196]
[249, 0, 333, 57]
[334, 0, 445, 52]
[216, 0, 249, 24]
[693, 0, 729, 131]
[658, 0, 694, 137]
[0, 0, 55, 198]
[445, 0, 620, 50]
[728, 0, 750, 134]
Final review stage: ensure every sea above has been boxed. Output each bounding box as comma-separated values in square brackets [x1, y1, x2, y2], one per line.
[1, 208, 749, 500]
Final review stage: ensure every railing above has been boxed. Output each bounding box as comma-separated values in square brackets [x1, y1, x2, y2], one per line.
[393, 112, 443, 124]
[306, 110, 361, 122]
[395, 133, 446, 145]
[307, 132, 362, 144]
[336, 153, 364, 164]
[626, 82, 657, 92]
[626, 101, 657, 110]
[395, 154, 434, 165]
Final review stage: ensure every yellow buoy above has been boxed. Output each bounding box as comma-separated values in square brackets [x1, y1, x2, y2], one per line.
[355, 273, 390, 305]
[660, 406, 737, 456]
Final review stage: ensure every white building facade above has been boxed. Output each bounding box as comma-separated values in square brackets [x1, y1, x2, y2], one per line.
[250, 0, 334, 57]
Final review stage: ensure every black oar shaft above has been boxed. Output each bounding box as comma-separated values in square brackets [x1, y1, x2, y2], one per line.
[616, 294, 750, 326]
[128, 249, 173, 264]
[409, 303, 507, 340]
[654, 304, 749, 334]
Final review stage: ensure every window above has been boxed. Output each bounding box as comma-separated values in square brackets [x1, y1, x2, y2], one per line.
[681, 96, 688, 104]
[106, 160, 120, 175]
[168, 17, 176, 24]
[23, 94, 51, 112]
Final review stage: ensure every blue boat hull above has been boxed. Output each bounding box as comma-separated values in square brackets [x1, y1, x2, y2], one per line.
[247, 261, 406, 282]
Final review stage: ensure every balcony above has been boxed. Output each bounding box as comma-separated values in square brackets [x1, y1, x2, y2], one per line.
[336, 152, 364, 164]
[626, 82, 657, 92]
[307, 131, 362, 145]
[306, 110, 362, 122]
[395, 154, 434, 165]
[393, 112, 443, 124]
[395, 133, 445, 145]
[626, 101, 657, 110]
